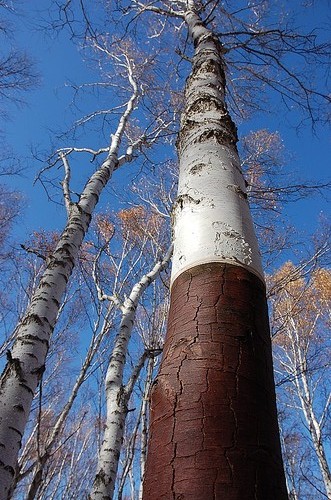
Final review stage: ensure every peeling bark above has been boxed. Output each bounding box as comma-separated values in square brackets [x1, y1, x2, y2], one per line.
[0, 85, 137, 496]
[171, 10, 263, 285]
[143, 4, 287, 499]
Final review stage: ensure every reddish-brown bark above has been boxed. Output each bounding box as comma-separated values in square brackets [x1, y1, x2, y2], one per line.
[143, 263, 288, 499]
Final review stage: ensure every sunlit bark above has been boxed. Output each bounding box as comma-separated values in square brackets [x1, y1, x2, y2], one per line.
[143, 4, 287, 498]
[0, 66, 138, 497]
[89, 245, 172, 499]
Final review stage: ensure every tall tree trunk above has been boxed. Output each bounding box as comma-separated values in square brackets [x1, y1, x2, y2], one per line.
[143, 7, 288, 500]
[292, 355, 331, 497]
[0, 79, 138, 497]
[89, 246, 172, 499]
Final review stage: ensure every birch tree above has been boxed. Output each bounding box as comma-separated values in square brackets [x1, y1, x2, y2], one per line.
[6, 201, 171, 499]
[89, 243, 172, 499]
[0, 205, 157, 498]
[2, 230, 108, 499]
[0, 39, 168, 496]
[73, 205, 169, 498]
[132, 2, 285, 496]
[1, 0, 329, 496]
[11, 299, 115, 499]
[270, 261, 331, 498]
[57, 2, 327, 495]
[94, 0, 326, 498]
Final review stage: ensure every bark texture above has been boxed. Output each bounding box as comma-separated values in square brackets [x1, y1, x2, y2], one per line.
[89, 246, 172, 500]
[143, 5, 287, 499]
[143, 263, 288, 499]
[0, 204, 94, 499]
[0, 100, 135, 497]
[171, 10, 263, 285]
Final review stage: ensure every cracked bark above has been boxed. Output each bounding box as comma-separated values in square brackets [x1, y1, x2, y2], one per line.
[143, 4, 287, 499]
[143, 264, 288, 499]
[0, 157, 132, 499]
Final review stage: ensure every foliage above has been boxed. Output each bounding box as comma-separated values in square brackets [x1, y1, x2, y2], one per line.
[0, 0, 330, 497]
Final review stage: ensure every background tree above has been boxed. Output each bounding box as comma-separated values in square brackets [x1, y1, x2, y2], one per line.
[6, 197, 171, 499]
[269, 252, 331, 498]
[89, 207, 172, 499]
[0, 39, 171, 495]
[0, 0, 329, 497]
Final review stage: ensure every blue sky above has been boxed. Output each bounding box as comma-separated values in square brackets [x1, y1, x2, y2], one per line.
[0, 2, 329, 495]
[1, 0, 330, 247]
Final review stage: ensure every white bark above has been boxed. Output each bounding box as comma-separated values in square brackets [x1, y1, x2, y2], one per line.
[89, 245, 172, 500]
[116, 356, 156, 500]
[279, 426, 300, 500]
[12, 302, 114, 500]
[171, 9, 263, 284]
[291, 341, 331, 497]
[138, 356, 154, 500]
[274, 290, 331, 498]
[0, 72, 138, 498]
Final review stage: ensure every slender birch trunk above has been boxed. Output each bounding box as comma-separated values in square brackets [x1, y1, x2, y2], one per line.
[117, 356, 155, 499]
[300, 396, 331, 497]
[10, 302, 114, 500]
[138, 356, 154, 500]
[292, 347, 331, 496]
[89, 245, 172, 499]
[143, 5, 288, 499]
[0, 82, 138, 498]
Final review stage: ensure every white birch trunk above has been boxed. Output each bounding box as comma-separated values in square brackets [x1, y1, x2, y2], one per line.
[293, 352, 331, 497]
[89, 246, 172, 500]
[0, 83, 138, 498]
[12, 302, 114, 500]
[171, 8, 263, 284]
[277, 307, 331, 497]
[305, 408, 331, 498]
[138, 356, 154, 500]
[118, 357, 157, 499]
[279, 427, 300, 500]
